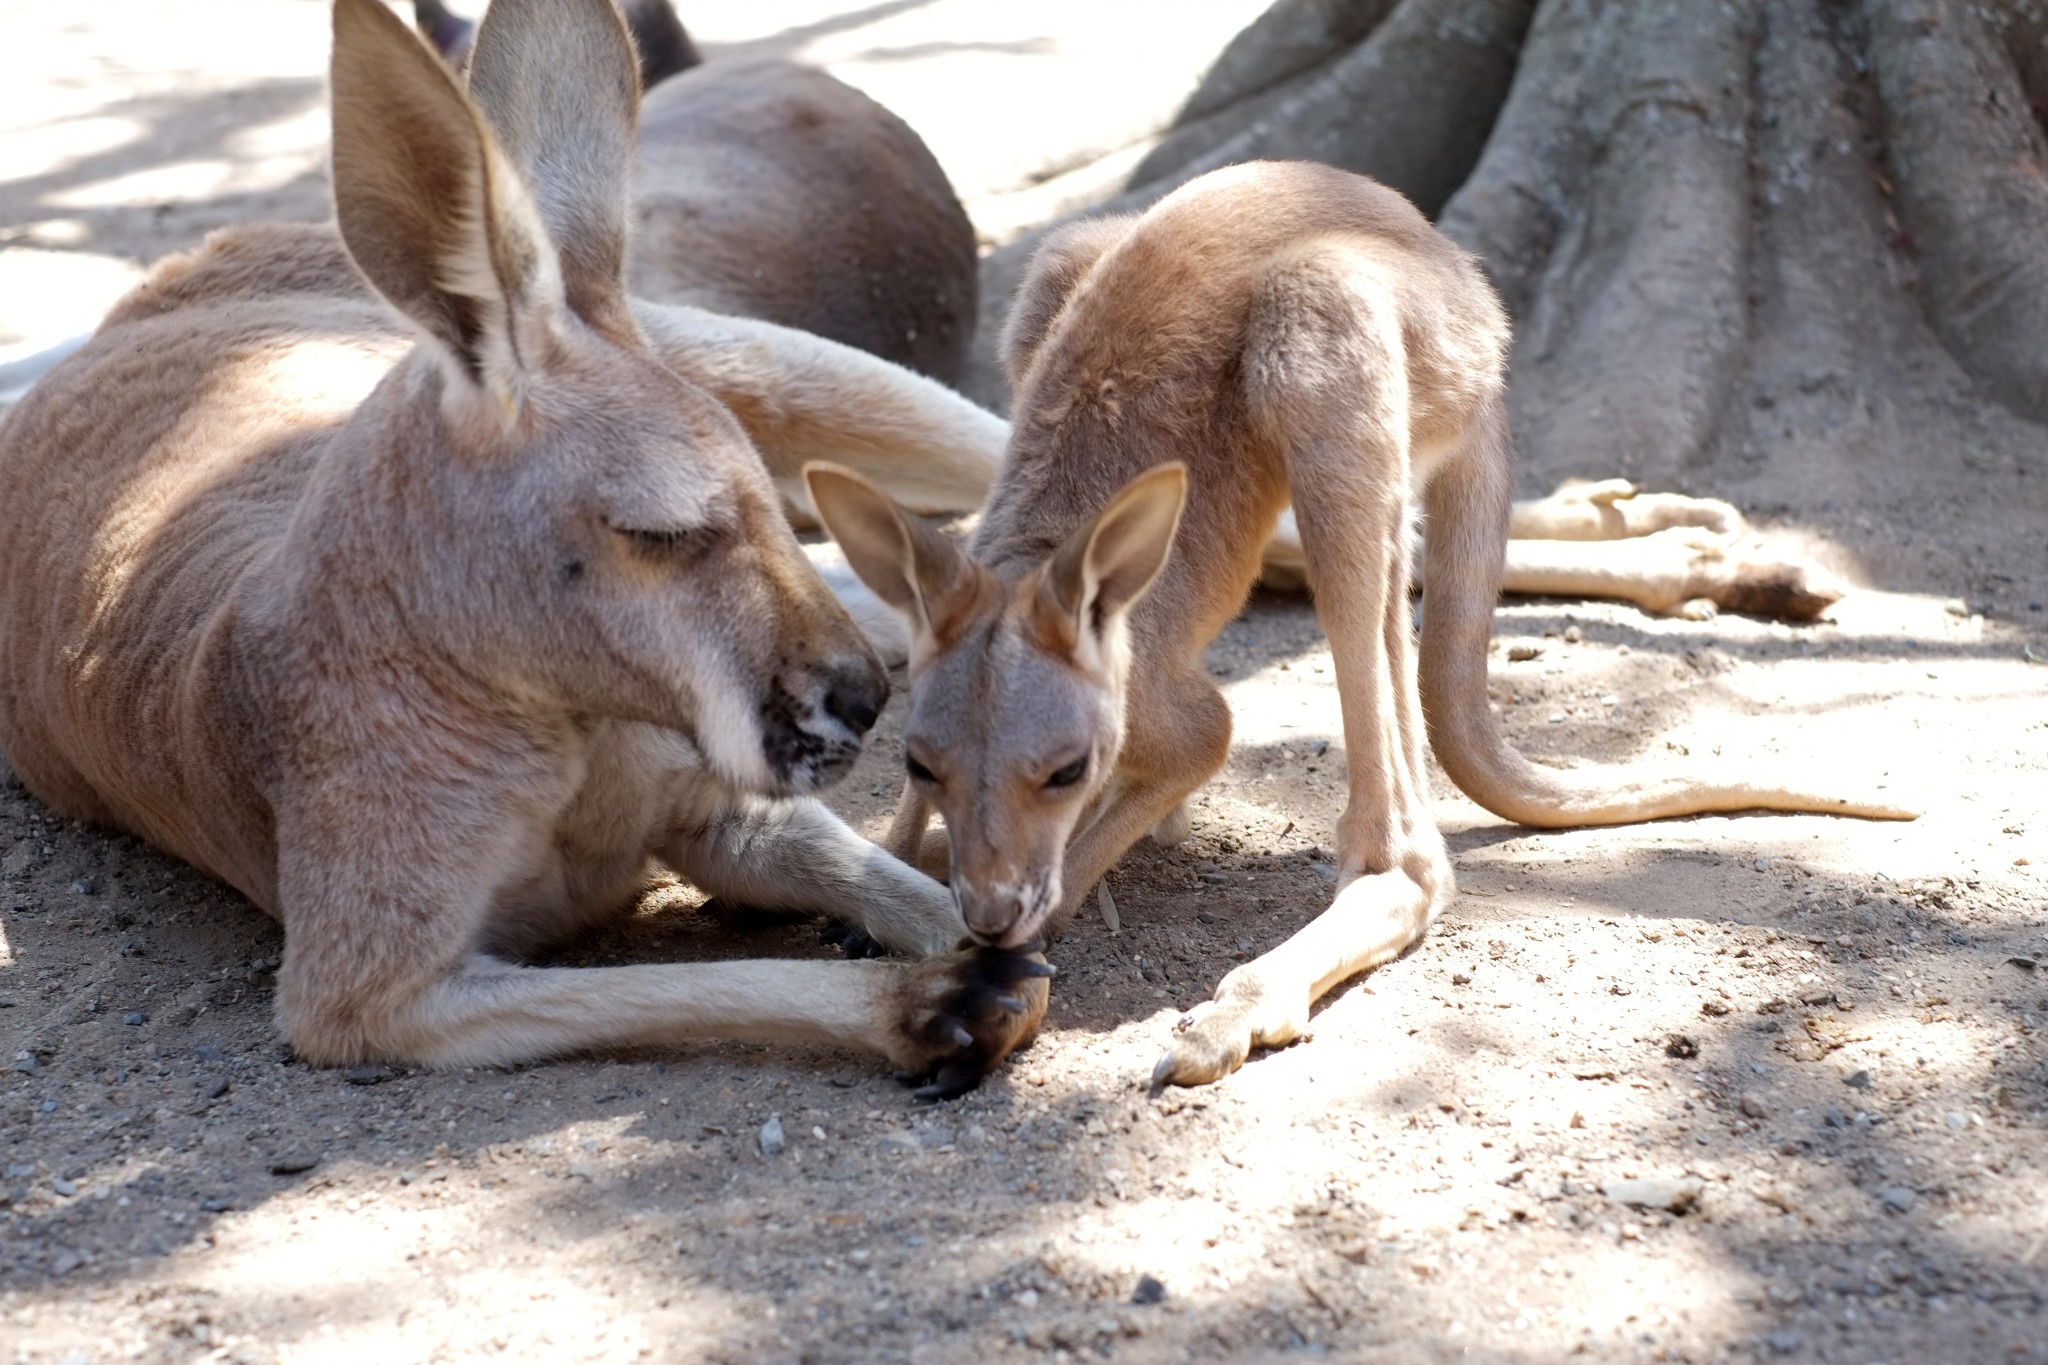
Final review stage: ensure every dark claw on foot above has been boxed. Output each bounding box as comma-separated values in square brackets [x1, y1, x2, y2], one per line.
[946, 1022, 975, 1049]
[993, 994, 1026, 1014]
[1018, 961, 1058, 978]
[838, 926, 885, 960]
[910, 1059, 985, 1102]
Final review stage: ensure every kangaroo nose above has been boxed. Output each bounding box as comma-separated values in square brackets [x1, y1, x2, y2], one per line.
[824, 666, 885, 736]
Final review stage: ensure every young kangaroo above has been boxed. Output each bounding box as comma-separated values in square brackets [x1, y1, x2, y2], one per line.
[0, 0, 1044, 1090]
[807, 160, 1913, 1088]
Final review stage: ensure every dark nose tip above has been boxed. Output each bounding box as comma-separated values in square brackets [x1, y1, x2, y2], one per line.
[824, 669, 885, 736]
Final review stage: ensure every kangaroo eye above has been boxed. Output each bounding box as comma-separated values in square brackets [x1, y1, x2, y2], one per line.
[1045, 757, 1088, 789]
[905, 754, 937, 784]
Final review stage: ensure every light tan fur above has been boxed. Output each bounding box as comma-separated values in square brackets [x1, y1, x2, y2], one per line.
[809, 161, 1913, 1089]
[0, 0, 1048, 1084]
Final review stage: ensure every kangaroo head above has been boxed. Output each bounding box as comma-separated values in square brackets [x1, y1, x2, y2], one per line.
[807, 462, 1187, 946]
[326, 0, 883, 796]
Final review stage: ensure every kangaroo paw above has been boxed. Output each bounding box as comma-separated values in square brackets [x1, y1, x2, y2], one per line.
[1150, 970, 1307, 1089]
[889, 945, 1055, 1100]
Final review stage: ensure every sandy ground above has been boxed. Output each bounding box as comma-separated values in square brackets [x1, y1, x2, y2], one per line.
[2, 3, 2046, 1364]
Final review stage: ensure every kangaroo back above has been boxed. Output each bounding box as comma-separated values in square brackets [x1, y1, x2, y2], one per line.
[629, 57, 979, 385]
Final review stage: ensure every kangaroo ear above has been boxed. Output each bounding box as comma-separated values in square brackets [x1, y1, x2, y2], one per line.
[1043, 462, 1187, 641]
[464, 0, 639, 330]
[805, 462, 975, 666]
[330, 0, 560, 415]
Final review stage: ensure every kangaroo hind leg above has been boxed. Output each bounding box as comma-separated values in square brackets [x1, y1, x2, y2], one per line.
[1156, 245, 1450, 1087]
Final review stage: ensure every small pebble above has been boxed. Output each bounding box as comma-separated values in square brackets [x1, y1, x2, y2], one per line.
[268, 1152, 320, 1176]
[50, 1177, 77, 1198]
[877, 1130, 920, 1155]
[1198, 872, 1229, 885]
[1767, 1329, 1803, 1355]
[1945, 1111, 1965, 1130]
[344, 1064, 394, 1086]
[122, 1012, 145, 1026]
[1739, 1092, 1770, 1119]
[1130, 1275, 1167, 1306]
[203, 1078, 230, 1100]
[1562, 625, 1582, 643]
[1879, 1186, 1917, 1214]
[1602, 1177, 1703, 1214]
[758, 1113, 786, 1159]
[1842, 1069, 1871, 1089]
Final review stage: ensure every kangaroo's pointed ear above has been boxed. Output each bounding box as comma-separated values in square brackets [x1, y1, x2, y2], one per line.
[805, 462, 976, 667]
[464, 0, 639, 331]
[1041, 462, 1187, 647]
[330, 0, 560, 418]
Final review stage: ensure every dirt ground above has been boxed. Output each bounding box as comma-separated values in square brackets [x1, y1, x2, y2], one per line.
[3, 3, 2047, 1363]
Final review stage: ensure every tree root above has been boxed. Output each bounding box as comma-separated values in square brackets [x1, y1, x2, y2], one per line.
[1444, 0, 1759, 488]
[1862, 0, 2048, 422]
[1131, 0, 1403, 187]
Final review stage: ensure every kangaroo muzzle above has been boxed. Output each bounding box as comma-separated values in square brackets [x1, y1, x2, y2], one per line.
[956, 870, 1060, 949]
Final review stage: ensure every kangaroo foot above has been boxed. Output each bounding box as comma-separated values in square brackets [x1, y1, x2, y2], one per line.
[1151, 965, 1308, 1088]
[888, 945, 1055, 1100]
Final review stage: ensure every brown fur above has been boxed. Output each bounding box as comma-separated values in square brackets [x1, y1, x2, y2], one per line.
[810, 161, 1913, 1088]
[628, 57, 979, 386]
[0, 0, 1045, 1080]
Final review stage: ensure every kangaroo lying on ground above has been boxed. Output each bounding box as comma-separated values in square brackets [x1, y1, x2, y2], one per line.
[0, 0, 1043, 1092]
[415, 0, 979, 386]
[809, 160, 1914, 1088]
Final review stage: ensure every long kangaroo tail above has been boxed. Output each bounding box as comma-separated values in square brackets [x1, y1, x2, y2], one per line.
[1416, 399, 1915, 827]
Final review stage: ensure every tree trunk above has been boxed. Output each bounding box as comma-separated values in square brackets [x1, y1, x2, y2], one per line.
[963, 0, 2048, 605]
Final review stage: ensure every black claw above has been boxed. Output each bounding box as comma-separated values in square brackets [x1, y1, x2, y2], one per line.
[839, 926, 885, 960]
[1017, 961, 1058, 979]
[946, 1021, 975, 1049]
[993, 994, 1027, 1014]
[912, 1059, 986, 1102]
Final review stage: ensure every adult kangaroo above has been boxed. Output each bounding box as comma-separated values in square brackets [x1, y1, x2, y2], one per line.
[0, 0, 1043, 1086]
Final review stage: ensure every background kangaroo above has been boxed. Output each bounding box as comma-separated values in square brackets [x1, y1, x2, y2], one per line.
[0, 0, 1044, 1091]
[809, 160, 1915, 1089]
[416, 0, 980, 387]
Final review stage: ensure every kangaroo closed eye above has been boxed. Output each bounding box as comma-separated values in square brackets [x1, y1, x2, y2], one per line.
[610, 523, 716, 557]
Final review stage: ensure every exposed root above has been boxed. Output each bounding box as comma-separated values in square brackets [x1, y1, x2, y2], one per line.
[1863, 0, 2048, 422]
[1131, 0, 1402, 187]
[1434, 0, 1607, 315]
[1481, 0, 1759, 488]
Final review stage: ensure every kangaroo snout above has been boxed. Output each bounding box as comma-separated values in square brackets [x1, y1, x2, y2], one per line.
[823, 664, 884, 736]
[757, 648, 888, 793]
[956, 872, 1059, 950]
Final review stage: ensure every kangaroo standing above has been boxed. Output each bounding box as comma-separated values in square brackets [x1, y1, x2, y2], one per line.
[809, 161, 1912, 1088]
[0, 0, 1044, 1087]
